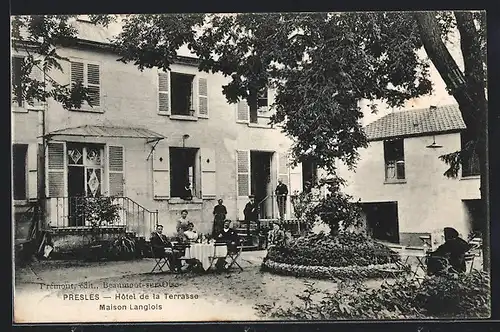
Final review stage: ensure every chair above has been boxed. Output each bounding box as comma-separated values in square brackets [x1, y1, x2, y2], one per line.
[150, 243, 171, 274]
[226, 244, 244, 272]
[464, 252, 478, 273]
[208, 242, 230, 271]
[373, 249, 410, 280]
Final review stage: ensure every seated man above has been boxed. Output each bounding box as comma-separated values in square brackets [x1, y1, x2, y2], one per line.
[267, 222, 285, 248]
[426, 227, 471, 275]
[214, 220, 240, 270]
[150, 224, 182, 272]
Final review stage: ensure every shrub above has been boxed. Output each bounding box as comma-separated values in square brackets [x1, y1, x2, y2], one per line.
[414, 270, 490, 318]
[257, 271, 491, 320]
[265, 231, 399, 268]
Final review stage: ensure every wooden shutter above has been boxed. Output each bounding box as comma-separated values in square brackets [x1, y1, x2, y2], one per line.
[237, 150, 250, 197]
[27, 143, 38, 200]
[71, 61, 85, 87]
[278, 152, 289, 190]
[87, 63, 100, 107]
[108, 145, 124, 196]
[158, 72, 170, 115]
[289, 161, 303, 194]
[152, 141, 170, 199]
[200, 148, 216, 198]
[11, 57, 24, 107]
[237, 100, 249, 122]
[198, 77, 209, 118]
[46, 142, 65, 197]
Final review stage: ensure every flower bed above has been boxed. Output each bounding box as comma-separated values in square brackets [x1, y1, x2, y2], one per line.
[261, 258, 407, 280]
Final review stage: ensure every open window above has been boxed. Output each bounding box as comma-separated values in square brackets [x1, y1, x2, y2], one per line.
[170, 72, 195, 116]
[384, 139, 405, 181]
[13, 144, 28, 200]
[169, 147, 199, 199]
[11, 57, 24, 107]
[461, 130, 480, 177]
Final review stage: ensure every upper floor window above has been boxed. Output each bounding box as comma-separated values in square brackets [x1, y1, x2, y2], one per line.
[384, 139, 405, 181]
[237, 87, 273, 126]
[158, 71, 209, 118]
[170, 147, 199, 199]
[461, 131, 480, 177]
[70, 60, 101, 110]
[11, 56, 24, 107]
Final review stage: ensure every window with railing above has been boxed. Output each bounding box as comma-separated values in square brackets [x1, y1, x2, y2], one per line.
[384, 139, 405, 182]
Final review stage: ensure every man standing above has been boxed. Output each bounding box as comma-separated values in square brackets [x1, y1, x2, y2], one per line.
[150, 224, 181, 272]
[212, 198, 228, 237]
[243, 195, 259, 244]
[275, 178, 288, 220]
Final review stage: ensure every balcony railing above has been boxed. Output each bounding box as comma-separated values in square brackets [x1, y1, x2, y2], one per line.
[41, 196, 158, 239]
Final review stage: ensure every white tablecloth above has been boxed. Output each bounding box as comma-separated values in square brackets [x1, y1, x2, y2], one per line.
[184, 243, 228, 270]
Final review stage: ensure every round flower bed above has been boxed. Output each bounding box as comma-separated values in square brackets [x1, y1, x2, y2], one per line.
[262, 231, 408, 280]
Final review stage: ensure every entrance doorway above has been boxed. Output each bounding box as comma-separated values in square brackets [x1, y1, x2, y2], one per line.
[302, 158, 318, 192]
[250, 151, 273, 218]
[463, 199, 485, 237]
[66, 142, 104, 226]
[361, 202, 400, 244]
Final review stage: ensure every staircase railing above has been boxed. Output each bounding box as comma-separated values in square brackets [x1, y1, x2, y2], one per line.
[40, 196, 158, 239]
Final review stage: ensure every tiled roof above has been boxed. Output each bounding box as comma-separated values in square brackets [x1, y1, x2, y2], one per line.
[364, 104, 466, 141]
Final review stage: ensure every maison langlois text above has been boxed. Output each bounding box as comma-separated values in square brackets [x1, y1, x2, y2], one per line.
[40, 281, 201, 312]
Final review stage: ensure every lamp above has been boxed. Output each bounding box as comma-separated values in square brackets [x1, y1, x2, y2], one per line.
[426, 106, 443, 149]
[182, 134, 190, 148]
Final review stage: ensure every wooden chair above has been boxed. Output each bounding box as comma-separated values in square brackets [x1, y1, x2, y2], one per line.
[226, 244, 244, 272]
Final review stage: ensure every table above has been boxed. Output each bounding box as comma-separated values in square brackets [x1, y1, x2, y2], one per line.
[183, 243, 228, 271]
[400, 249, 428, 278]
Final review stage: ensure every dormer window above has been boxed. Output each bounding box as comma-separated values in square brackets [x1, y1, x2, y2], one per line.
[384, 139, 405, 181]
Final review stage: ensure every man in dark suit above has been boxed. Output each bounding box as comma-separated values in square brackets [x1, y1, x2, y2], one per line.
[275, 178, 288, 220]
[243, 195, 259, 244]
[150, 224, 181, 272]
[215, 220, 240, 270]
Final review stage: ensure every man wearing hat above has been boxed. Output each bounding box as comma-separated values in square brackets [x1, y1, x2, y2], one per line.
[243, 195, 259, 245]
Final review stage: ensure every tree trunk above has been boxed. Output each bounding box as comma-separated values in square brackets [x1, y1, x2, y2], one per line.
[414, 11, 489, 272]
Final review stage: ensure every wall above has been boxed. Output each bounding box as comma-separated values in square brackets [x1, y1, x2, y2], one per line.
[32, 45, 293, 238]
[337, 132, 480, 243]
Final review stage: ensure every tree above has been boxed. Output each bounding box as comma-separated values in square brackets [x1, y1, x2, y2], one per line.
[11, 12, 488, 270]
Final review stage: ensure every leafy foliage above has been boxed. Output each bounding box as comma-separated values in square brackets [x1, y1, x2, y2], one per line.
[265, 231, 399, 268]
[290, 190, 317, 232]
[259, 270, 490, 319]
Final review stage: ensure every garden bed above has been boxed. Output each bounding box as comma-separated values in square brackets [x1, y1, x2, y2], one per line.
[261, 258, 407, 280]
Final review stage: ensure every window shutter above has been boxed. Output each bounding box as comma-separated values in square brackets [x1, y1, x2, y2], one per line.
[198, 77, 209, 118]
[46, 142, 65, 197]
[108, 145, 124, 196]
[27, 143, 38, 200]
[11, 57, 24, 107]
[278, 152, 289, 190]
[200, 148, 216, 198]
[152, 142, 170, 199]
[158, 72, 170, 115]
[237, 100, 249, 122]
[71, 61, 85, 87]
[87, 63, 100, 107]
[237, 150, 250, 197]
[289, 161, 303, 194]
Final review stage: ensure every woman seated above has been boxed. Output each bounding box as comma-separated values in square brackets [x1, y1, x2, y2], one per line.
[426, 227, 471, 275]
[184, 222, 199, 242]
[267, 222, 285, 249]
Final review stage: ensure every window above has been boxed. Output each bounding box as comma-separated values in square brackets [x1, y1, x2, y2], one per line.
[11, 57, 24, 107]
[171, 72, 195, 116]
[249, 88, 268, 124]
[169, 147, 199, 199]
[70, 61, 101, 109]
[461, 131, 480, 177]
[13, 144, 28, 200]
[384, 139, 405, 181]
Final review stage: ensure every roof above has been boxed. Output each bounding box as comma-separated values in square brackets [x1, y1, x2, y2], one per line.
[44, 125, 165, 141]
[364, 104, 467, 141]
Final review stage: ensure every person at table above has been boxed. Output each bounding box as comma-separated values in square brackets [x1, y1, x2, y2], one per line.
[212, 198, 227, 237]
[214, 220, 240, 270]
[176, 209, 192, 242]
[426, 227, 471, 275]
[267, 222, 285, 248]
[150, 224, 181, 272]
[184, 222, 199, 242]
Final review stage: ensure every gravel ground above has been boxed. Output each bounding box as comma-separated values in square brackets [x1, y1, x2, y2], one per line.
[13, 251, 390, 322]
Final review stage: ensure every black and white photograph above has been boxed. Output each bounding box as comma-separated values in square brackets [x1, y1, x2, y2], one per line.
[11, 11, 490, 322]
